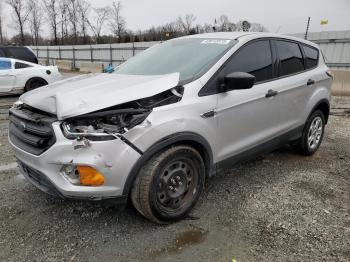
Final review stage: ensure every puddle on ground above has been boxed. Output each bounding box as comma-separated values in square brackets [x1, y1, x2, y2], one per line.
[147, 226, 208, 259]
[174, 229, 207, 250]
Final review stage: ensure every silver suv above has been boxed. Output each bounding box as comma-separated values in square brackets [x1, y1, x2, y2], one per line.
[9, 33, 333, 223]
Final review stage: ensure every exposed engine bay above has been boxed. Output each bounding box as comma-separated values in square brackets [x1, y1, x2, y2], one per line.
[62, 87, 184, 138]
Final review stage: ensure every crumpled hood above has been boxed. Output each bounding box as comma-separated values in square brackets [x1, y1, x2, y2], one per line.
[20, 73, 179, 120]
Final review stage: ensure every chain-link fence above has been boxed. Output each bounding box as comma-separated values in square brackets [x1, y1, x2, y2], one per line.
[30, 41, 160, 69]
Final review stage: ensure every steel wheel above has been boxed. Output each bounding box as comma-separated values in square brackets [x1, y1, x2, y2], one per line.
[155, 159, 198, 213]
[131, 145, 205, 223]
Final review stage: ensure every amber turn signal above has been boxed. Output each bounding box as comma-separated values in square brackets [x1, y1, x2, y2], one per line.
[77, 166, 105, 186]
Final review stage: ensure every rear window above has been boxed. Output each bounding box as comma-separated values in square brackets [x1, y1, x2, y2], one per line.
[275, 40, 304, 76]
[302, 45, 319, 69]
[3, 47, 37, 64]
[0, 59, 11, 70]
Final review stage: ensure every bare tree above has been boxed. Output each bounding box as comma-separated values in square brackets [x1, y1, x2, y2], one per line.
[249, 23, 267, 32]
[161, 21, 181, 38]
[109, 0, 126, 42]
[217, 15, 236, 32]
[28, 0, 43, 45]
[67, 0, 79, 44]
[6, 0, 31, 45]
[43, 0, 60, 45]
[177, 14, 196, 34]
[235, 20, 266, 32]
[88, 7, 109, 44]
[59, 0, 69, 44]
[77, 0, 90, 44]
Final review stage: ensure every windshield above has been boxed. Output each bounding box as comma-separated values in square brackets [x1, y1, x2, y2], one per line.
[115, 38, 237, 83]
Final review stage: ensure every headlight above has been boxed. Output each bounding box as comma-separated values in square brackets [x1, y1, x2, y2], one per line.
[62, 108, 151, 140]
[61, 87, 183, 141]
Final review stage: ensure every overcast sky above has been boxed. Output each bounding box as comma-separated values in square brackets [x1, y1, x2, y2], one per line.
[1, 0, 350, 36]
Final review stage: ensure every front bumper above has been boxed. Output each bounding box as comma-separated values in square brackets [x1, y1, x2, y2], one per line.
[10, 122, 141, 200]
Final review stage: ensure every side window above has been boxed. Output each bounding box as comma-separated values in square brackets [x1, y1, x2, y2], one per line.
[275, 41, 304, 76]
[220, 40, 273, 83]
[0, 60, 12, 70]
[15, 62, 32, 69]
[302, 45, 319, 69]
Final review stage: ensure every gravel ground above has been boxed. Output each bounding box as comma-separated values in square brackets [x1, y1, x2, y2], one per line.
[0, 96, 349, 262]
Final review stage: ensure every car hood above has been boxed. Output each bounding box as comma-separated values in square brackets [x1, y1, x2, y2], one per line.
[20, 73, 180, 120]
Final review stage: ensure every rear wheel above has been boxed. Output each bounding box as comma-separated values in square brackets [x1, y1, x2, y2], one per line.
[293, 110, 325, 155]
[25, 78, 47, 92]
[131, 145, 205, 224]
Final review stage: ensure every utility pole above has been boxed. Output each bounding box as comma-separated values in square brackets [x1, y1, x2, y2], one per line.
[0, 16, 3, 44]
[305, 17, 311, 40]
[0, 1, 3, 44]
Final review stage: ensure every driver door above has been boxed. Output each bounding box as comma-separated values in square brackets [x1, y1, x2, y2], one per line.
[212, 40, 289, 164]
[0, 59, 15, 93]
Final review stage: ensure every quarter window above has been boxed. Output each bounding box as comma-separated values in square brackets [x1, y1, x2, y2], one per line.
[220, 40, 273, 83]
[303, 45, 319, 69]
[15, 62, 32, 69]
[276, 41, 304, 76]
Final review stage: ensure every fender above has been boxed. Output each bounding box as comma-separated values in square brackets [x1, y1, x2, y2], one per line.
[308, 98, 330, 124]
[122, 131, 214, 196]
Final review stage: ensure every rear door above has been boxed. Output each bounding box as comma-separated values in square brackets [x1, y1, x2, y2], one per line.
[271, 39, 312, 129]
[0, 59, 15, 93]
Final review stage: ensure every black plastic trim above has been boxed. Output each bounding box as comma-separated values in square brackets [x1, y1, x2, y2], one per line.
[217, 125, 304, 169]
[9, 107, 57, 155]
[122, 132, 213, 196]
[309, 99, 330, 124]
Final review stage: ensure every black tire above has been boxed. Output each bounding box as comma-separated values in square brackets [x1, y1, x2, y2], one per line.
[131, 145, 205, 224]
[25, 78, 47, 92]
[293, 110, 326, 156]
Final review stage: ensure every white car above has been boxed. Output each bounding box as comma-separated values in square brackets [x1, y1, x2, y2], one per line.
[0, 58, 62, 95]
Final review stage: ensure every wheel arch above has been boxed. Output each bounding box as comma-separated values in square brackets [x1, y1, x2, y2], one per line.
[122, 132, 214, 197]
[310, 99, 330, 124]
[25, 77, 48, 91]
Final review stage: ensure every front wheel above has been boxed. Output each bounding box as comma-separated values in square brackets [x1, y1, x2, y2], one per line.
[293, 110, 326, 156]
[131, 145, 205, 224]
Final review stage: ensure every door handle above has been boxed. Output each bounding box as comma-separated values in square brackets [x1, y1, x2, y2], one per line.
[307, 79, 315, 86]
[200, 109, 216, 118]
[265, 89, 278, 98]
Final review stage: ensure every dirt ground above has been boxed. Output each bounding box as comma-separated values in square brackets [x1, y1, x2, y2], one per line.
[0, 96, 349, 262]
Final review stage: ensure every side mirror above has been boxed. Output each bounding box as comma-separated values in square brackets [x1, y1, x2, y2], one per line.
[219, 72, 256, 92]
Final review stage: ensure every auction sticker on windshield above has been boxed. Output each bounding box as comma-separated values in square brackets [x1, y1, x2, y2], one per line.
[201, 39, 231, 45]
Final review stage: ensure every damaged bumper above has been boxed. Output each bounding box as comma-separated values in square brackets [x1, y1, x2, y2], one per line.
[10, 122, 141, 200]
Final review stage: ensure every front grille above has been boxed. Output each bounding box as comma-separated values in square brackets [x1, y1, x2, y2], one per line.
[9, 105, 57, 155]
[18, 160, 63, 198]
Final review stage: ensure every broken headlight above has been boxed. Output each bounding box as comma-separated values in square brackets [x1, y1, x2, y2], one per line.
[61, 87, 183, 140]
[62, 108, 152, 140]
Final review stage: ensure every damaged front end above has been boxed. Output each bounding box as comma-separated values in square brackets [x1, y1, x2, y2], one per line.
[61, 87, 184, 141]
